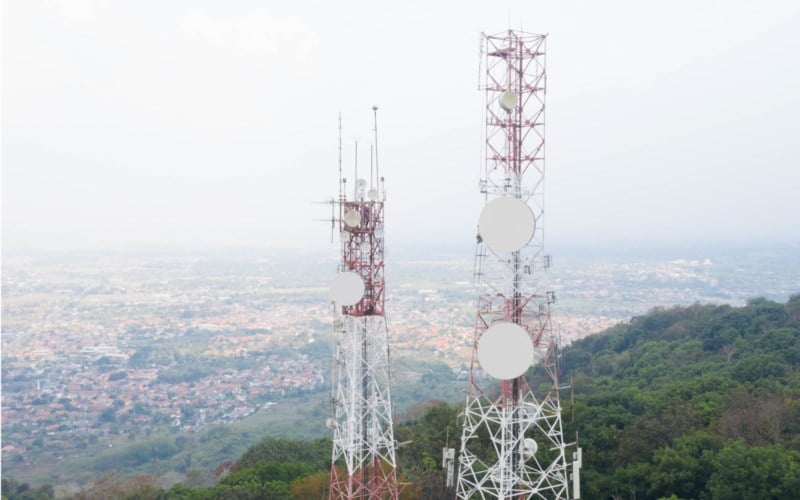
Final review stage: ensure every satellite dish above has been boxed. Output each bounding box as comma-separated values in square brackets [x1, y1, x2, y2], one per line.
[330, 271, 365, 305]
[367, 188, 379, 201]
[357, 179, 367, 188]
[359, 242, 371, 254]
[521, 402, 540, 420]
[477, 321, 533, 380]
[499, 90, 518, 112]
[523, 438, 538, 457]
[344, 209, 362, 228]
[478, 196, 535, 252]
[326, 418, 334, 429]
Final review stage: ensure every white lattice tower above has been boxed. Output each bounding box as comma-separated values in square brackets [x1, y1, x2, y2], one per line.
[455, 30, 571, 499]
[328, 109, 399, 499]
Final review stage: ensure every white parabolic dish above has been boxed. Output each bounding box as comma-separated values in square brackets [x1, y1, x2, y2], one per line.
[478, 196, 535, 252]
[477, 321, 533, 380]
[330, 271, 365, 306]
[499, 90, 518, 112]
[523, 438, 538, 456]
[344, 209, 362, 228]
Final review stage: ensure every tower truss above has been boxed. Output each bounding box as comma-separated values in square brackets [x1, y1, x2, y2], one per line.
[328, 108, 399, 499]
[456, 30, 573, 499]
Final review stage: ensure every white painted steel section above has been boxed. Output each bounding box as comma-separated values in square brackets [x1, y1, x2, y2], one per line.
[456, 30, 573, 500]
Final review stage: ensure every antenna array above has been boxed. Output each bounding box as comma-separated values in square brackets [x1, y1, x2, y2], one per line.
[327, 109, 399, 499]
[455, 30, 578, 499]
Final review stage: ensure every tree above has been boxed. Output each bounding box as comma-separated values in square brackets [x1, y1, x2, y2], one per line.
[786, 293, 800, 325]
[733, 354, 786, 383]
[717, 391, 789, 445]
[1, 477, 55, 500]
[72, 473, 161, 500]
[647, 432, 719, 499]
[289, 471, 329, 498]
[708, 440, 800, 499]
[211, 461, 313, 500]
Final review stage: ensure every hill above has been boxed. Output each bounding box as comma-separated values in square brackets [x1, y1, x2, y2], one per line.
[390, 296, 800, 499]
[557, 295, 800, 499]
[4, 295, 798, 499]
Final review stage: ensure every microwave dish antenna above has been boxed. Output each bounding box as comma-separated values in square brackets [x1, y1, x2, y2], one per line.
[476, 322, 533, 380]
[499, 90, 518, 112]
[478, 196, 535, 252]
[344, 209, 362, 228]
[330, 271, 365, 306]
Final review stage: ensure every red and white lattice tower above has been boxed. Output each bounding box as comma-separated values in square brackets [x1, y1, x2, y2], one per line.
[327, 108, 399, 499]
[456, 30, 574, 499]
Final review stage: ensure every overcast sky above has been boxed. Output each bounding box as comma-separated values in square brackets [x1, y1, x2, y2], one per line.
[3, 0, 799, 255]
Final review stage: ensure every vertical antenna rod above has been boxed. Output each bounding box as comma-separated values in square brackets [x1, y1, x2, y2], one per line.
[456, 30, 573, 500]
[354, 140, 358, 199]
[328, 108, 399, 500]
[372, 106, 379, 190]
[338, 113, 343, 201]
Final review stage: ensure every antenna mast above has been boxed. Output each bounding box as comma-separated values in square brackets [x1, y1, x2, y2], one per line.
[328, 108, 399, 500]
[354, 141, 358, 200]
[372, 106, 379, 188]
[456, 30, 577, 499]
[338, 113, 343, 202]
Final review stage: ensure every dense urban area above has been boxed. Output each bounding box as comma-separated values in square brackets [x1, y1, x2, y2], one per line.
[2, 244, 798, 491]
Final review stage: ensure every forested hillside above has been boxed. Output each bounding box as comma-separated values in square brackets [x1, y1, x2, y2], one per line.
[560, 295, 800, 499]
[4, 295, 798, 499]
[390, 295, 800, 499]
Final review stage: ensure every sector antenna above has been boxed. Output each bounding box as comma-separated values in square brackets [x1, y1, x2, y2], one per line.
[326, 109, 399, 499]
[455, 30, 581, 499]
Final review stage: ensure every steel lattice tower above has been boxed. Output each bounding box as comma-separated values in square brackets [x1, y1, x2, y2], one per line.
[455, 30, 573, 499]
[327, 108, 399, 499]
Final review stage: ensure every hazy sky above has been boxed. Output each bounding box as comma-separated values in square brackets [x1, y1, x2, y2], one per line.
[3, 0, 799, 254]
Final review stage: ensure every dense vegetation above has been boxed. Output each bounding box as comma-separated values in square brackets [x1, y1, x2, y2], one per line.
[558, 295, 800, 499]
[388, 296, 800, 499]
[4, 295, 798, 499]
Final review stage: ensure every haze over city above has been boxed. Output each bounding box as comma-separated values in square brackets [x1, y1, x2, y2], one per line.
[5, 3, 800, 498]
[3, 0, 799, 255]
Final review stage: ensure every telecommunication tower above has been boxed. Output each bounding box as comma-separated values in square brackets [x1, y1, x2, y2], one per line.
[327, 108, 400, 499]
[455, 30, 579, 499]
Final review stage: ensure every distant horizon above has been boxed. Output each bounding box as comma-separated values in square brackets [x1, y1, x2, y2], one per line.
[3, 237, 799, 261]
[4, 2, 799, 264]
